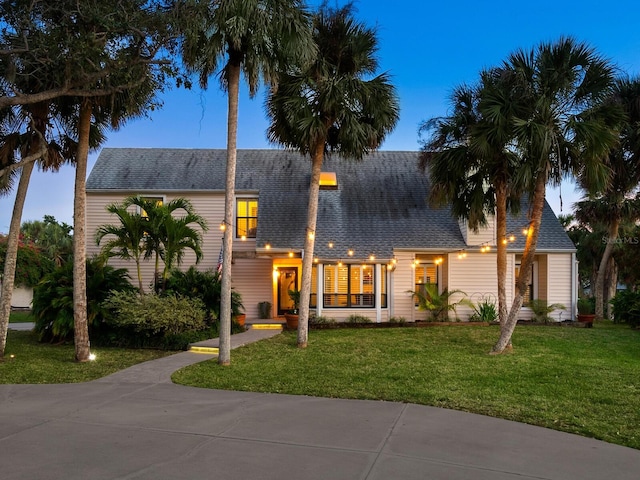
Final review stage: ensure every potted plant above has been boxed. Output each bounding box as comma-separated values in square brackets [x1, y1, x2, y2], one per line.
[258, 301, 272, 319]
[577, 296, 595, 326]
[284, 289, 300, 329]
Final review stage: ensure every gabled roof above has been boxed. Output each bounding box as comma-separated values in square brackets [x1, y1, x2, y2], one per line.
[87, 148, 576, 258]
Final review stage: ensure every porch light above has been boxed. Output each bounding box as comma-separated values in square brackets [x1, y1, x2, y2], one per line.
[265, 243, 271, 250]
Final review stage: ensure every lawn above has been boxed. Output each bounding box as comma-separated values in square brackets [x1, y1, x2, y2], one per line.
[173, 323, 640, 449]
[0, 330, 172, 383]
[8, 310, 33, 323]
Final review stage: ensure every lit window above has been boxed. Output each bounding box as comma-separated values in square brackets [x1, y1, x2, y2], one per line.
[414, 263, 438, 306]
[323, 264, 386, 308]
[236, 198, 258, 238]
[137, 196, 163, 218]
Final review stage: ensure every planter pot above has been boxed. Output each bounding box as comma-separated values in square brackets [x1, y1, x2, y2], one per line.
[577, 313, 595, 327]
[234, 313, 246, 327]
[284, 313, 299, 329]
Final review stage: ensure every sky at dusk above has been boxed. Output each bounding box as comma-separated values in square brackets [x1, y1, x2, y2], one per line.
[2, 0, 640, 232]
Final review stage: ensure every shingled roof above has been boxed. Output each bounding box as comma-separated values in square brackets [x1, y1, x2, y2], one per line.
[87, 148, 576, 258]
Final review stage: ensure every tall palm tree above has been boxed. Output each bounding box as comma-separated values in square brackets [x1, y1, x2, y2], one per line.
[266, 2, 399, 348]
[95, 202, 148, 293]
[492, 38, 621, 353]
[420, 70, 524, 328]
[575, 77, 640, 319]
[181, 0, 315, 364]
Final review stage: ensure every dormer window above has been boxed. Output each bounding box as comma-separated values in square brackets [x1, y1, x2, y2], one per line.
[319, 172, 338, 190]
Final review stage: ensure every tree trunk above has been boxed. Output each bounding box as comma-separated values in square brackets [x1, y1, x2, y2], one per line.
[495, 181, 508, 327]
[297, 141, 324, 348]
[135, 258, 144, 294]
[218, 62, 241, 366]
[595, 217, 620, 320]
[605, 256, 617, 319]
[492, 173, 546, 354]
[73, 100, 92, 362]
[0, 161, 35, 359]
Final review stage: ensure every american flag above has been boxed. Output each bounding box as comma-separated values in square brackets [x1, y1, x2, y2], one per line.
[216, 244, 223, 275]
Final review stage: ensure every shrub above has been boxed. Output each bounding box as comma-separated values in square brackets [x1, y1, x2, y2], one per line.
[102, 291, 206, 337]
[346, 314, 372, 324]
[527, 299, 566, 324]
[389, 316, 407, 324]
[163, 266, 243, 320]
[469, 300, 498, 323]
[0, 239, 55, 287]
[32, 257, 135, 342]
[610, 290, 640, 328]
[577, 296, 596, 315]
[309, 315, 336, 325]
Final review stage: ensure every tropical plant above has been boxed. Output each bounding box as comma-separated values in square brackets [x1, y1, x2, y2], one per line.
[32, 257, 135, 343]
[287, 288, 301, 313]
[0, 238, 55, 287]
[181, 0, 314, 365]
[266, 2, 399, 348]
[610, 290, 640, 328]
[527, 299, 566, 324]
[574, 77, 640, 320]
[410, 284, 471, 321]
[469, 299, 498, 323]
[163, 266, 244, 322]
[577, 296, 596, 315]
[21, 215, 73, 267]
[95, 202, 148, 293]
[490, 37, 621, 353]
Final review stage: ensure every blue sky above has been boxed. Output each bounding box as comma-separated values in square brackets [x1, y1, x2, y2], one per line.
[2, 0, 640, 232]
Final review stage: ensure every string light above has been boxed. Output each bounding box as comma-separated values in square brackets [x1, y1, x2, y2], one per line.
[328, 242, 334, 248]
[347, 249, 354, 257]
[369, 254, 375, 261]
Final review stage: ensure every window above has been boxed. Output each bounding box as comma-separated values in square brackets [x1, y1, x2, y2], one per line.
[319, 172, 338, 190]
[414, 263, 438, 306]
[236, 198, 258, 238]
[323, 264, 386, 308]
[137, 196, 163, 218]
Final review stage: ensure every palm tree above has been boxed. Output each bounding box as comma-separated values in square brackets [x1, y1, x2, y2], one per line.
[420, 70, 524, 329]
[492, 38, 621, 353]
[575, 77, 640, 319]
[266, 2, 399, 348]
[95, 202, 148, 293]
[181, 0, 315, 365]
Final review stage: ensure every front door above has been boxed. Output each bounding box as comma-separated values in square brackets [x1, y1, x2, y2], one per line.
[277, 267, 298, 315]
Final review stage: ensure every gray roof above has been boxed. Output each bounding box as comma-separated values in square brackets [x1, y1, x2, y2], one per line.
[87, 148, 576, 258]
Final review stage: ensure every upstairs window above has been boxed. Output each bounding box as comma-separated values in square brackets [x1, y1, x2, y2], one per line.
[236, 198, 258, 238]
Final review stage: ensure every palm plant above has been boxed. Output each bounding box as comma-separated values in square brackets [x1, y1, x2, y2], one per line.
[420, 70, 524, 328]
[266, 2, 399, 348]
[410, 284, 471, 321]
[491, 38, 621, 353]
[181, 0, 315, 365]
[95, 202, 148, 293]
[575, 77, 640, 320]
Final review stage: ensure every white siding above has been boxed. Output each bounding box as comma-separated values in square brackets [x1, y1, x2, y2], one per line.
[448, 252, 498, 320]
[391, 252, 418, 321]
[466, 215, 496, 246]
[0, 285, 33, 308]
[546, 253, 573, 322]
[231, 258, 273, 318]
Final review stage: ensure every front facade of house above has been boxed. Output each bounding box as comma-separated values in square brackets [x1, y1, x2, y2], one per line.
[86, 148, 578, 322]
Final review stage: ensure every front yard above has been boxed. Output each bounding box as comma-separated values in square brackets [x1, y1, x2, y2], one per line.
[173, 323, 640, 449]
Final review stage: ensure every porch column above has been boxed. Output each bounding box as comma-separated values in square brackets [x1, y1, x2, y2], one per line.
[316, 263, 323, 318]
[375, 264, 382, 323]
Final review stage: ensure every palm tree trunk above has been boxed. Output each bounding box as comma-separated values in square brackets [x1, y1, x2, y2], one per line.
[218, 61, 241, 366]
[0, 160, 35, 359]
[495, 181, 508, 327]
[73, 100, 92, 362]
[595, 217, 620, 320]
[492, 172, 546, 354]
[135, 258, 144, 294]
[605, 257, 617, 319]
[297, 141, 324, 348]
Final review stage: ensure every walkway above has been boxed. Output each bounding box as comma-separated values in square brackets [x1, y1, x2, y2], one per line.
[2, 324, 639, 479]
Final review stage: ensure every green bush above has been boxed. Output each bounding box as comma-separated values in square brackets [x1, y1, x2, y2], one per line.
[163, 266, 244, 320]
[469, 299, 498, 322]
[527, 299, 566, 324]
[102, 291, 206, 337]
[610, 290, 640, 327]
[346, 314, 372, 324]
[32, 257, 135, 342]
[0, 239, 55, 287]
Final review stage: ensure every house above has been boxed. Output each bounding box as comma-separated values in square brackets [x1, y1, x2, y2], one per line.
[86, 148, 578, 322]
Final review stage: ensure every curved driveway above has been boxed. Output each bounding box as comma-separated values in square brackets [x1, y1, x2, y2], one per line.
[1, 329, 639, 479]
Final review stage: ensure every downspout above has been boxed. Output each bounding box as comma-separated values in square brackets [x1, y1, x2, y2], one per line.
[571, 252, 577, 321]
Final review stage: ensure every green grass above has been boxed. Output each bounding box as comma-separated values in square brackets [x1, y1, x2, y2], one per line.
[1, 330, 172, 383]
[173, 323, 640, 449]
[9, 310, 33, 323]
